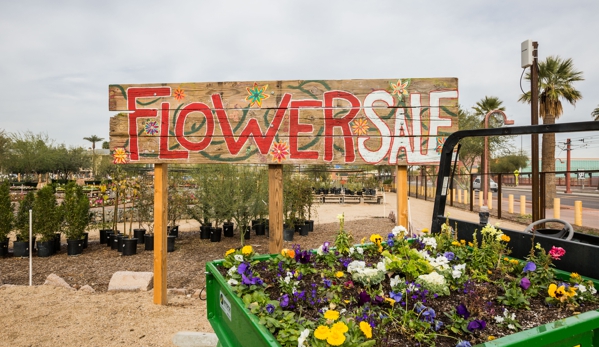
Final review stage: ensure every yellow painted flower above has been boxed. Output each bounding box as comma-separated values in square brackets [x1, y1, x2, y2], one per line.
[314, 325, 331, 340]
[351, 118, 369, 136]
[548, 283, 557, 298]
[331, 321, 348, 333]
[241, 245, 253, 255]
[327, 330, 346, 346]
[225, 249, 235, 256]
[501, 234, 511, 242]
[359, 321, 372, 339]
[324, 310, 340, 321]
[112, 147, 129, 164]
[369, 234, 383, 245]
[335, 271, 344, 278]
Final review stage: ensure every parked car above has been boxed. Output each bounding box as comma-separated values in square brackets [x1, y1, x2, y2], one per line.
[472, 176, 498, 192]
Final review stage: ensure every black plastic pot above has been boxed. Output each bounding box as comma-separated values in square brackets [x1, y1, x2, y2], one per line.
[0, 239, 8, 257]
[200, 225, 211, 239]
[16, 235, 36, 252]
[144, 234, 154, 251]
[112, 234, 123, 251]
[99, 229, 112, 244]
[54, 233, 61, 253]
[223, 223, 234, 237]
[82, 232, 89, 249]
[37, 240, 54, 257]
[210, 227, 222, 242]
[167, 235, 175, 252]
[242, 226, 251, 240]
[13, 240, 30, 257]
[296, 224, 309, 236]
[254, 223, 265, 236]
[67, 239, 84, 256]
[134, 228, 146, 244]
[122, 238, 138, 256]
[283, 228, 294, 241]
[168, 225, 179, 238]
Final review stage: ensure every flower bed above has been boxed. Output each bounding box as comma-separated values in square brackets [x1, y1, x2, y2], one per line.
[207, 216, 599, 347]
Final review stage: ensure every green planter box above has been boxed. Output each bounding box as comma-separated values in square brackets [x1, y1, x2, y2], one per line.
[206, 257, 599, 347]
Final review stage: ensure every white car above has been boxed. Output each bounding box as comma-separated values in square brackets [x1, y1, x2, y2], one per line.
[472, 177, 498, 192]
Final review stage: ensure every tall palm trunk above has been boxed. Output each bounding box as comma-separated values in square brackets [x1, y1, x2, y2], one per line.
[542, 115, 556, 209]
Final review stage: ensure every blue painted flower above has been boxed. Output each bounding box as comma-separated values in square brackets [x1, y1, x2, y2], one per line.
[279, 294, 289, 308]
[523, 261, 536, 273]
[456, 304, 470, 319]
[265, 304, 275, 314]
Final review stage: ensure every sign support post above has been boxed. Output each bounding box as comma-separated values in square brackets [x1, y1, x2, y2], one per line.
[268, 164, 283, 254]
[396, 165, 408, 227]
[153, 163, 168, 305]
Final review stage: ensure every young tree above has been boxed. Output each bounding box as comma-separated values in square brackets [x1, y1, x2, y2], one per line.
[519, 56, 584, 207]
[490, 154, 529, 174]
[0, 181, 13, 242]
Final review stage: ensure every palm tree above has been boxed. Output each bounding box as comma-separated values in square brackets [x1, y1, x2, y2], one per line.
[592, 105, 599, 121]
[519, 56, 584, 208]
[472, 96, 505, 117]
[84, 135, 104, 178]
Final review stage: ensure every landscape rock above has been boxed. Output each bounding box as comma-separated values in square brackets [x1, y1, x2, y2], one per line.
[168, 288, 188, 296]
[108, 271, 153, 292]
[172, 332, 218, 347]
[79, 285, 95, 293]
[44, 274, 75, 291]
[191, 289, 201, 299]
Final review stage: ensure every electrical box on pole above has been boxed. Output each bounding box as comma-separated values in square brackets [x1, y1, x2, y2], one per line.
[521, 40, 533, 68]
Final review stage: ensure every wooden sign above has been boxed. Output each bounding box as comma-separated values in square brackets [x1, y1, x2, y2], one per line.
[109, 78, 458, 165]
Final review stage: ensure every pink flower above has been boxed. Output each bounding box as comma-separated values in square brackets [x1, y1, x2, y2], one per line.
[548, 246, 566, 260]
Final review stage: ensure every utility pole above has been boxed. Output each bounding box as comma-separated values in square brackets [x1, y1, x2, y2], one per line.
[566, 138, 572, 194]
[530, 41, 540, 222]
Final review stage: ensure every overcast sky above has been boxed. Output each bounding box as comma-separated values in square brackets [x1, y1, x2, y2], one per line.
[1, 0, 598, 158]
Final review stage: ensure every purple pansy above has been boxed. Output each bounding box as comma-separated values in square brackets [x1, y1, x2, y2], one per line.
[444, 251, 455, 261]
[358, 291, 371, 306]
[456, 304, 470, 319]
[456, 341, 472, 347]
[279, 294, 289, 308]
[522, 261, 536, 273]
[389, 291, 402, 302]
[520, 277, 531, 290]
[467, 319, 486, 332]
[265, 304, 275, 314]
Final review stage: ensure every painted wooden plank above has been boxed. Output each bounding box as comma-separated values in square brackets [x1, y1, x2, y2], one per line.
[108, 78, 458, 166]
[153, 164, 168, 305]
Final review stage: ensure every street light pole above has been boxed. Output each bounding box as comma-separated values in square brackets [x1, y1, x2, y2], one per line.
[483, 110, 515, 206]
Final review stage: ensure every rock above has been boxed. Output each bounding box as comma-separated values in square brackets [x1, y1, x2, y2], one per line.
[108, 271, 153, 292]
[172, 332, 219, 347]
[79, 285, 95, 293]
[168, 288, 187, 296]
[44, 274, 75, 291]
[191, 289, 201, 299]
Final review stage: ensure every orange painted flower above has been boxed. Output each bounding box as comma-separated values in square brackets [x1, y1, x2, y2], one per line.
[173, 87, 185, 101]
[112, 147, 129, 164]
[390, 79, 409, 100]
[270, 141, 289, 163]
[352, 118, 369, 136]
[245, 83, 270, 107]
[436, 137, 446, 153]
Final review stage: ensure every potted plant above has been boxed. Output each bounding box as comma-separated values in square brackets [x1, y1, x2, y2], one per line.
[13, 191, 35, 257]
[62, 182, 90, 256]
[232, 167, 260, 246]
[0, 181, 14, 257]
[98, 182, 113, 244]
[167, 174, 187, 239]
[120, 177, 139, 255]
[33, 185, 60, 257]
[134, 176, 153, 245]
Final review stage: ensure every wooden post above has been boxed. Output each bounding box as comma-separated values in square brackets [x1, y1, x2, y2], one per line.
[396, 165, 408, 227]
[153, 163, 168, 305]
[269, 165, 283, 254]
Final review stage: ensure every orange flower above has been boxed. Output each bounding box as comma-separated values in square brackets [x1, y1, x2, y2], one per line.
[112, 147, 129, 164]
[173, 87, 185, 101]
[270, 141, 289, 163]
[352, 118, 369, 136]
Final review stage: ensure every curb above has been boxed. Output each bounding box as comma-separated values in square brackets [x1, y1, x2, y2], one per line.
[172, 331, 219, 347]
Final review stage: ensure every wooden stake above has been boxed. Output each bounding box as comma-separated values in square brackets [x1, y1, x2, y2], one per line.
[396, 165, 408, 227]
[269, 164, 283, 254]
[153, 163, 168, 305]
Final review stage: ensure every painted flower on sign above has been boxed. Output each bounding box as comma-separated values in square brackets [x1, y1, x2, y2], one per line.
[436, 137, 446, 153]
[144, 120, 160, 135]
[173, 87, 185, 101]
[390, 78, 409, 100]
[270, 141, 289, 163]
[245, 82, 270, 107]
[112, 147, 129, 164]
[351, 118, 369, 136]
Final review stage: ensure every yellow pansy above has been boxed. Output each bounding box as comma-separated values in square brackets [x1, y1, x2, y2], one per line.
[225, 249, 235, 257]
[501, 234, 511, 242]
[314, 325, 330, 340]
[324, 310, 340, 321]
[571, 272, 582, 281]
[421, 228, 430, 234]
[452, 241, 461, 246]
[370, 234, 383, 245]
[359, 321, 372, 339]
[331, 321, 348, 333]
[385, 298, 396, 306]
[241, 245, 253, 255]
[460, 239, 466, 245]
[548, 283, 557, 298]
[335, 271, 344, 278]
[327, 330, 346, 346]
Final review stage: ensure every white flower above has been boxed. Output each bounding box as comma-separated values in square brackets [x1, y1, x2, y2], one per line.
[316, 245, 324, 255]
[227, 279, 238, 286]
[234, 254, 244, 262]
[298, 328, 310, 347]
[508, 324, 516, 330]
[429, 255, 450, 271]
[417, 271, 446, 286]
[376, 260, 387, 272]
[495, 316, 504, 323]
[578, 284, 587, 293]
[591, 285, 597, 295]
[356, 247, 364, 255]
[451, 263, 466, 278]
[390, 275, 401, 289]
[347, 260, 366, 273]
[349, 247, 355, 255]
[392, 225, 407, 236]
[339, 309, 346, 314]
[228, 266, 237, 277]
[421, 237, 437, 250]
